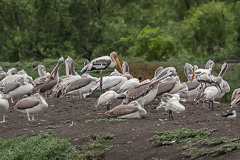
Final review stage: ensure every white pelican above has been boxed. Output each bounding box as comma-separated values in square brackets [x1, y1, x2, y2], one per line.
[121, 61, 133, 79]
[81, 52, 123, 94]
[191, 60, 215, 83]
[95, 90, 126, 110]
[102, 101, 147, 118]
[7, 68, 18, 75]
[50, 56, 81, 97]
[0, 66, 6, 81]
[32, 56, 64, 98]
[122, 70, 173, 107]
[33, 65, 50, 77]
[221, 110, 236, 131]
[184, 63, 194, 82]
[0, 91, 9, 123]
[231, 88, 240, 107]
[90, 76, 127, 93]
[0, 71, 32, 87]
[64, 76, 98, 98]
[156, 93, 185, 120]
[3, 81, 33, 103]
[14, 93, 48, 121]
[119, 78, 140, 93]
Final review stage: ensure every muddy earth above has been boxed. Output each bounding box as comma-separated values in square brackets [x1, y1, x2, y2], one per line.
[0, 97, 240, 160]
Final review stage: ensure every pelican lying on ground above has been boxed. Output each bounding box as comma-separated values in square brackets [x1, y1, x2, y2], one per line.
[102, 101, 147, 118]
[14, 93, 48, 121]
[156, 93, 185, 120]
[0, 91, 9, 123]
[95, 90, 126, 110]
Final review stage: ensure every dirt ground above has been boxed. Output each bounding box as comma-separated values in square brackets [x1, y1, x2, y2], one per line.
[0, 97, 240, 160]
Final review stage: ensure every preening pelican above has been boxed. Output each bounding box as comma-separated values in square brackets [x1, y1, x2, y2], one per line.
[231, 88, 240, 107]
[102, 101, 147, 119]
[33, 65, 50, 77]
[14, 93, 48, 121]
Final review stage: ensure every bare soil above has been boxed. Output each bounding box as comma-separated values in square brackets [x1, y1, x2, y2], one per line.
[1, 97, 240, 160]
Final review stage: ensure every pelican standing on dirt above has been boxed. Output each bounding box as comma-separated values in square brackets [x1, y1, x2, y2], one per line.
[221, 110, 237, 131]
[102, 101, 147, 118]
[156, 93, 185, 120]
[14, 93, 48, 121]
[95, 90, 126, 110]
[81, 52, 123, 94]
[0, 91, 9, 123]
[3, 81, 33, 103]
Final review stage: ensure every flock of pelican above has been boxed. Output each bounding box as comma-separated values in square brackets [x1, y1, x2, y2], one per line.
[0, 52, 239, 128]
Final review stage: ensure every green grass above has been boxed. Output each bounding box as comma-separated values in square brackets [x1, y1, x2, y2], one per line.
[148, 128, 216, 146]
[149, 128, 240, 159]
[85, 118, 127, 123]
[0, 130, 116, 160]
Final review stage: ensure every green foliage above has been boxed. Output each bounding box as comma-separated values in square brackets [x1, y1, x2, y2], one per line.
[73, 133, 116, 160]
[0, 130, 75, 160]
[0, 130, 116, 160]
[119, 26, 176, 61]
[85, 118, 127, 123]
[148, 128, 216, 146]
[181, 2, 236, 55]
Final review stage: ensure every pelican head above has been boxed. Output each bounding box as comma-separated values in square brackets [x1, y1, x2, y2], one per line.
[205, 60, 215, 69]
[122, 61, 129, 73]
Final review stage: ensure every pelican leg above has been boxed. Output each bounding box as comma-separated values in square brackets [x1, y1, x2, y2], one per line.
[27, 113, 31, 121]
[211, 100, 214, 111]
[31, 114, 35, 121]
[11, 97, 14, 104]
[99, 70, 104, 95]
[44, 92, 48, 100]
[0, 114, 6, 123]
[208, 100, 211, 110]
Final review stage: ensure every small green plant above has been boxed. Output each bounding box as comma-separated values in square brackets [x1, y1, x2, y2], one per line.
[148, 128, 216, 146]
[73, 133, 116, 159]
[0, 130, 75, 160]
[85, 118, 127, 123]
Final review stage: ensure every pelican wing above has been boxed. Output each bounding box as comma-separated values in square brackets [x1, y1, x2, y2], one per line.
[123, 83, 152, 103]
[103, 105, 139, 118]
[2, 82, 21, 94]
[66, 77, 93, 92]
[184, 80, 200, 91]
[14, 97, 40, 110]
[157, 81, 176, 96]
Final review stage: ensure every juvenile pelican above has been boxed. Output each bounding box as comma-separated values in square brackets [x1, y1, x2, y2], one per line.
[102, 101, 147, 118]
[14, 93, 48, 121]
[0, 91, 9, 123]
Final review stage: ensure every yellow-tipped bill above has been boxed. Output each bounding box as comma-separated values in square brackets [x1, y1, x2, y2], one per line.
[114, 54, 123, 73]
